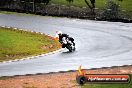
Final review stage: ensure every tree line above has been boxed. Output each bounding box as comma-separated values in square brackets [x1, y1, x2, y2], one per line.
[0, 0, 95, 9]
[0, 0, 96, 16]
[0, 0, 128, 22]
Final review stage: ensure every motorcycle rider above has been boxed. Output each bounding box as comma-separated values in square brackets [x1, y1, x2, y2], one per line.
[56, 31, 75, 48]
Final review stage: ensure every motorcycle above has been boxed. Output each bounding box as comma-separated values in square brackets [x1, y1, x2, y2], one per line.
[62, 37, 75, 52]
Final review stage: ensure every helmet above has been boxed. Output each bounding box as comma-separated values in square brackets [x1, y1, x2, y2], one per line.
[55, 31, 62, 40]
[56, 31, 62, 35]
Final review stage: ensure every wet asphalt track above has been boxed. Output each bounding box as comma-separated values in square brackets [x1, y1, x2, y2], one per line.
[0, 14, 132, 76]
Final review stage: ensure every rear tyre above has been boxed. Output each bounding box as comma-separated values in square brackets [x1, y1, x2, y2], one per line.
[73, 47, 76, 51]
[66, 45, 72, 52]
[68, 46, 72, 52]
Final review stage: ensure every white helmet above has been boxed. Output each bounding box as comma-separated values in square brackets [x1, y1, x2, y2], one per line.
[55, 31, 62, 39]
[56, 31, 62, 35]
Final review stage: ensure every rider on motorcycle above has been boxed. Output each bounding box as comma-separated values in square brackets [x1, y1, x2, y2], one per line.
[56, 31, 75, 48]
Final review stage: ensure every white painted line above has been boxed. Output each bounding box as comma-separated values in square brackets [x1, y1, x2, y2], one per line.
[31, 31, 34, 33]
[7, 27, 11, 28]
[1, 26, 5, 28]
[19, 29, 23, 30]
[14, 28, 17, 29]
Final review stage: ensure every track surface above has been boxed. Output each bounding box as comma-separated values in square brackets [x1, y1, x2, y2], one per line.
[0, 14, 132, 76]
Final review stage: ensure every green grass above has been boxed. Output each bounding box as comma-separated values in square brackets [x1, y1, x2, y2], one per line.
[50, 0, 106, 8]
[0, 0, 131, 19]
[50, 0, 132, 11]
[81, 75, 132, 88]
[0, 27, 60, 62]
[50, 0, 132, 19]
[0, 11, 36, 16]
[0, 76, 12, 80]
[1, 0, 131, 18]
[0, 11, 17, 14]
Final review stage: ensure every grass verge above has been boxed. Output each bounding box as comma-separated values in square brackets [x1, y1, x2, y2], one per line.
[0, 27, 61, 62]
[0, 11, 18, 14]
[0, 11, 36, 16]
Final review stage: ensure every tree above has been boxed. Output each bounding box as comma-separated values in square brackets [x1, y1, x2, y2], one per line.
[35, 0, 41, 3]
[0, 0, 12, 6]
[84, 0, 95, 18]
[101, 0, 121, 20]
[35, 0, 51, 5]
[66, 0, 73, 4]
[2, 0, 13, 8]
[42, 0, 51, 5]
[0, 0, 6, 6]
[118, 0, 123, 1]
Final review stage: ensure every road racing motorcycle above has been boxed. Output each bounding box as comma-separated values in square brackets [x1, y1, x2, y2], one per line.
[62, 37, 75, 52]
